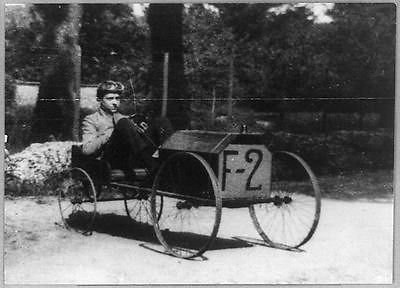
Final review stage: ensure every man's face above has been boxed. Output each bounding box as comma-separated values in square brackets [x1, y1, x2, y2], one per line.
[100, 93, 121, 114]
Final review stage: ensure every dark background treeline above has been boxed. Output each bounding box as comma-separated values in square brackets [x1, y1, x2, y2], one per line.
[6, 4, 395, 110]
[5, 3, 395, 174]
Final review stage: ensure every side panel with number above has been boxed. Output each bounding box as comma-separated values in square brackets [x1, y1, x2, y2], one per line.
[218, 144, 272, 200]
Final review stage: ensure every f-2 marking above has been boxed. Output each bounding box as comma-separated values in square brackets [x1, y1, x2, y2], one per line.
[222, 149, 263, 191]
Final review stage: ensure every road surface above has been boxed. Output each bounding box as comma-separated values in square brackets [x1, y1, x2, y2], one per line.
[4, 196, 393, 285]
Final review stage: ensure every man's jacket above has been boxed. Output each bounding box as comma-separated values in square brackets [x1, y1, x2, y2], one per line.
[81, 107, 124, 157]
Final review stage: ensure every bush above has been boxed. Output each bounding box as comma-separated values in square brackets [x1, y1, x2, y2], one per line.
[269, 130, 394, 175]
[190, 106, 393, 175]
[5, 141, 78, 196]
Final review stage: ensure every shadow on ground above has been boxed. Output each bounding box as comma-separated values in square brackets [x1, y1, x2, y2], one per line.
[67, 212, 253, 253]
[232, 236, 304, 252]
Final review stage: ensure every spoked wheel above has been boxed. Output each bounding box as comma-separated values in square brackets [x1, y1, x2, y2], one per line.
[57, 167, 97, 235]
[151, 152, 222, 259]
[123, 189, 162, 225]
[249, 151, 321, 249]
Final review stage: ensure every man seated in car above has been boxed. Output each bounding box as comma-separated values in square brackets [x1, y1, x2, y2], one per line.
[81, 80, 172, 179]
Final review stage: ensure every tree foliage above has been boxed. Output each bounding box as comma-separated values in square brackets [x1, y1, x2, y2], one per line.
[80, 4, 149, 88]
[183, 3, 395, 118]
[5, 3, 396, 129]
[183, 4, 234, 102]
[5, 5, 42, 81]
[326, 4, 395, 99]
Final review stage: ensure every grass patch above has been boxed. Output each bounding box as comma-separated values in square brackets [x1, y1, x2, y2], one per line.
[318, 169, 393, 201]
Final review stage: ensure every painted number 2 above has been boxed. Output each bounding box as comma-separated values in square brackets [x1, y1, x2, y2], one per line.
[245, 149, 263, 191]
[222, 149, 263, 191]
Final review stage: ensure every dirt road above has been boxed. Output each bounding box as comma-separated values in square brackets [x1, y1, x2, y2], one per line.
[4, 196, 393, 285]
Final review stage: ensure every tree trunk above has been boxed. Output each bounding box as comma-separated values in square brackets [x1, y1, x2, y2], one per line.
[357, 112, 364, 131]
[31, 4, 82, 142]
[228, 56, 234, 118]
[321, 110, 328, 133]
[210, 86, 216, 126]
[148, 4, 189, 130]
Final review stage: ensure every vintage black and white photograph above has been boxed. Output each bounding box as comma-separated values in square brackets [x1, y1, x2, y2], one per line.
[4, 2, 396, 285]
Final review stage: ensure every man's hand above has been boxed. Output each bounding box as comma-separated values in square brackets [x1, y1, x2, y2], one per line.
[113, 113, 128, 124]
[136, 121, 148, 134]
[128, 113, 149, 134]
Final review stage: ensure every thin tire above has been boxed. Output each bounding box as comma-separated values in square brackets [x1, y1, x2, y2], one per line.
[249, 151, 321, 248]
[57, 167, 97, 235]
[151, 152, 222, 259]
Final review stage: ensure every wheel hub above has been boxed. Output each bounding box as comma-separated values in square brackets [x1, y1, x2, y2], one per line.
[176, 200, 194, 209]
[135, 192, 149, 200]
[272, 195, 292, 206]
[71, 196, 83, 205]
[283, 196, 292, 204]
